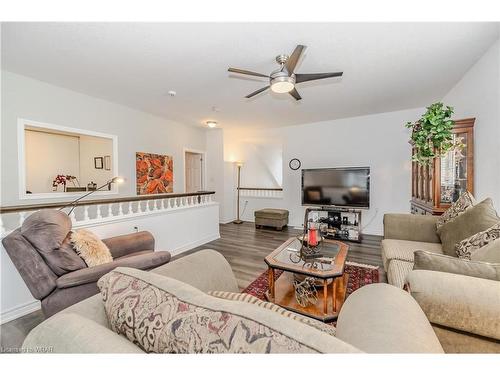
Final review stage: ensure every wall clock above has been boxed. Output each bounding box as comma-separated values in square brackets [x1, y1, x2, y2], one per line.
[289, 158, 301, 170]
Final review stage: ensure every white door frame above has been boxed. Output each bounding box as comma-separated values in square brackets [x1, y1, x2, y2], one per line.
[183, 148, 206, 193]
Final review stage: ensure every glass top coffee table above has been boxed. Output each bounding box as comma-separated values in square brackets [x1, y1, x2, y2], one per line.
[264, 237, 349, 322]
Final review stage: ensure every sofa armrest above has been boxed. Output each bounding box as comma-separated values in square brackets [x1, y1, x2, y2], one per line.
[335, 283, 443, 353]
[151, 249, 239, 293]
[384, 213, 440, 243]
[22, 313, 143, 353]
[407, 270, 500, 340]
[102, 231, 155, 258]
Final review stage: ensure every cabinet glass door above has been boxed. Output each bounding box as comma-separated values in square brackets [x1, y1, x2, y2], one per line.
[440, 133, 468, 204]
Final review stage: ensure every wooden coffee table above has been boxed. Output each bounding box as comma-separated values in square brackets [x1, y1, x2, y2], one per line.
[264, 237, 349, 322]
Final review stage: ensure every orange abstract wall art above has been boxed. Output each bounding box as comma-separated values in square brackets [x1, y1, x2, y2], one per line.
[136, 152, 173, 195]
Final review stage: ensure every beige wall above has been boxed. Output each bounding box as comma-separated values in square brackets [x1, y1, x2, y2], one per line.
[25, 130, 80, 193]
[79, 135, 113, 188]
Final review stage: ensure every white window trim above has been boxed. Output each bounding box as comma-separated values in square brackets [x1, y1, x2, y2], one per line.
[17, 118, 119, 200]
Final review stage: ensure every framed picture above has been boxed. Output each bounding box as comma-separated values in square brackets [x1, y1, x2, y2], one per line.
[104, 155, 111, 170]
[94, 157, 103, 169]
[136, 152, 173, 195]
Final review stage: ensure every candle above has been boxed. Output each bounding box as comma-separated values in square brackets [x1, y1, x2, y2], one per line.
[308, 228, 318, 246]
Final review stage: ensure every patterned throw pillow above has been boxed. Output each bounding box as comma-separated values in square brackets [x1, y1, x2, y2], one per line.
[456, 222, 500, 259]
[436, 191, 476, 229]
[97, 269, 343, 353]
[208, 291, 336, 336]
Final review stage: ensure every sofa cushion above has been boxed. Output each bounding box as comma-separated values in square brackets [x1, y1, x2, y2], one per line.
[381, 239, 443, 269]
[470, 238, 500, 263]
[436, 191, 476, 229]
[208, 291, 336, 336]
[97, 267, 360, 353]
[413, 250, 500, 281]
[71, 229, 113, 267]
[407, 270, 500, 341]
[57, 251, 171, 288]
[436, 198, 500, 257]
[455, 222, 500, 260]
[21, 209, 86, 276]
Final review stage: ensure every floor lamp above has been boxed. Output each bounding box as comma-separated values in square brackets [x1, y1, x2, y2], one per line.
[233, 161, 244, 224]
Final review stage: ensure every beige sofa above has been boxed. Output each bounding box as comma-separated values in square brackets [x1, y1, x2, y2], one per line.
[382, 213, 500, 353]
[23, 249, 443, 353]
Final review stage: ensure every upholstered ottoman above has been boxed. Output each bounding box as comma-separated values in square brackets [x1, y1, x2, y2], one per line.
[255, 208, 289, 231]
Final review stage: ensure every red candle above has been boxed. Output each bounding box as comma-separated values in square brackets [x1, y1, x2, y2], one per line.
[308, 229, 318, 246]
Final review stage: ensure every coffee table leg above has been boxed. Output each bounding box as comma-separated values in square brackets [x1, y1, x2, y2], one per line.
[268, 268, 275, 301]
[323, 279, 328, 315]
[332, 277, 338, 312]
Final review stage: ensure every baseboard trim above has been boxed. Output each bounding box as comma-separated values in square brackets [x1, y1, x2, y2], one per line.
[1, 300, 41, 325]
[169, 232, 221, 256]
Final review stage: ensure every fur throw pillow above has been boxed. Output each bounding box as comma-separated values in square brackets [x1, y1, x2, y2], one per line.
[71, 229, 113, 267]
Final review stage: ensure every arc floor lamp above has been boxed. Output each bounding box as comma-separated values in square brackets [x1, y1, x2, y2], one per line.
[233, 161, 244, 224]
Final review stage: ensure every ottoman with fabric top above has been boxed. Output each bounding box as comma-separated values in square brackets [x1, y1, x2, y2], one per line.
[255, 208, 289, 231]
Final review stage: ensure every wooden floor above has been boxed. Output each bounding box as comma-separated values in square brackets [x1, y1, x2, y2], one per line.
[0, 222, 385, 350]
[189, 222, 385, 290]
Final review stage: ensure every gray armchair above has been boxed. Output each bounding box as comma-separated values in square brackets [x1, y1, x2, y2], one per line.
[2, 209, 171, 317]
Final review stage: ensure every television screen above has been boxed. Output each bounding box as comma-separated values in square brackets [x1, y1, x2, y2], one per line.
[301, 167, 370, 208]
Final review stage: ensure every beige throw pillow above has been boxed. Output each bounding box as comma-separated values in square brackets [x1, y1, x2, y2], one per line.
[436, 198, 500, 256]
[470, 239, 500, 263]
[436, 191, 475, 229]
[413, 250, 500, 281]
[456, 222, 500, 260]
[71, 229, 113, 267]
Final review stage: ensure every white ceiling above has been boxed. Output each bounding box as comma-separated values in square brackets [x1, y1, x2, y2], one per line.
[2, 22, 499, 129]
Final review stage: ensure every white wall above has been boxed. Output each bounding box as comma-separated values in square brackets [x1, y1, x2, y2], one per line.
[1, 71, 208, 206]
[224, 128, 283, 188]
[223, 108, 424, 235]
[205, 129, 226, 221]
[441, 39, 500, 207]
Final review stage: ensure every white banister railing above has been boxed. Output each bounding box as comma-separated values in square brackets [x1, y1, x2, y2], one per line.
[0, 192, 216, 237]
[238, 188, 283, 199]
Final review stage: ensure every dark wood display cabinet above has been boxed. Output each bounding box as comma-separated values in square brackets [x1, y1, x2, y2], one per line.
[410, 118, 475, 216]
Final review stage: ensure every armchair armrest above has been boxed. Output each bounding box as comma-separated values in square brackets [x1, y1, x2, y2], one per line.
[102, 231, 155, 258]
[151, 249, 239, 293]
[384, 214, 440, 243]
[56, 251, 170, 288]
[407, 270, 500, 341]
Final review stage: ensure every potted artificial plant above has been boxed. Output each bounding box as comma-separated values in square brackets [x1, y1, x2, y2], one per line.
[405, 102, 456, 166]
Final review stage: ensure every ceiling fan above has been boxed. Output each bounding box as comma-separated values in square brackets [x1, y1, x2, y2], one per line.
[228, 45, 343, 101]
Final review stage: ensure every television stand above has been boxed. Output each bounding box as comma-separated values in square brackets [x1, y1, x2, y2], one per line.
[305, 207, 362, 243]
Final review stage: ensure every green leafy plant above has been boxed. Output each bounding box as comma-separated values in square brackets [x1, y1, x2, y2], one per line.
[406, 102, 455, 165]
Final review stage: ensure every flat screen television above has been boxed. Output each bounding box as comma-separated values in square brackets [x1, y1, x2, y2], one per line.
[301, 167, 370, 208]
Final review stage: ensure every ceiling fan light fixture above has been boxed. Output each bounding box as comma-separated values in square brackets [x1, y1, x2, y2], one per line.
[270, 76, 295, 94]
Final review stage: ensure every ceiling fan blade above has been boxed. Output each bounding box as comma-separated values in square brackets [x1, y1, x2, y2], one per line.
[245, 86, 270, 98]
[285, 45, 306, 74]
[289, 87, 302, 101]
[228, 67, 269, 78]
[295, 72, 343, 83]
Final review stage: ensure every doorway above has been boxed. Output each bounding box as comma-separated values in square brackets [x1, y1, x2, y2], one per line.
[184, 150, 205, 193]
